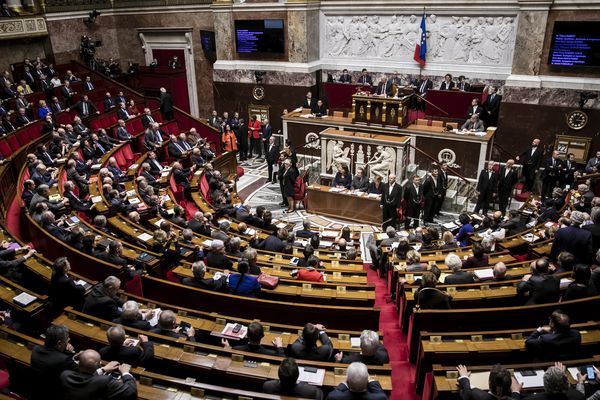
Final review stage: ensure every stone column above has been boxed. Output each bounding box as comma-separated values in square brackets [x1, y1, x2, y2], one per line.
[511, 0, 552, 76]
[212, 1, 234, 61]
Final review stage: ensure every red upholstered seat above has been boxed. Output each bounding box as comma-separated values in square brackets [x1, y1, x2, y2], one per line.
[514, 191, 529, 202]
[152, 112, 162, 123]
[0, 369, 9, 390]
[131, 118, 143, 134]
[170, 174, 185, 203]
[236, 166, 244, 178]
[15, 129, 31, 146]
[108, 114, 118, 126]
[124, 274, 144, 297]
[114, 151, 127, 169]
[6, 135, 19, 152]
[0, 141, 11, 157]
[90, 119, 101, 132]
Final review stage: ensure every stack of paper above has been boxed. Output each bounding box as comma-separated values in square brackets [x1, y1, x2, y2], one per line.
[297, 367, 325, 386]
[13, 292, 37, 307]
[474, 269, 494, 280]
[137, 232, 153, 242]
[514, 370, 545, 389]
[221, 323, 248, 339]
[148, 309, 162, 327]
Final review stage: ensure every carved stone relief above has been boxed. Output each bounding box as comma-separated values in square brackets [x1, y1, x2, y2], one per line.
[322, 14, 516, 66]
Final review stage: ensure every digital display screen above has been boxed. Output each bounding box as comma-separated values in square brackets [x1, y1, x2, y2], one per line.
[235, 19, 284, 54]
[549, 21, 600, 67]
[200, 30, 215, 52]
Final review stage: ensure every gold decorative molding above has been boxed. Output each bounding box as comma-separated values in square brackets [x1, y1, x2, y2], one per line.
[0, 17, 47, 40]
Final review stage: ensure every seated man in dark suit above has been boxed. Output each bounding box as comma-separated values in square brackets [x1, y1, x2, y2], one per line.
[60, 349, 137, 399]
[443, 253, 476, 284]
[250, 228, 288, 252]
[49, 257, 86, 311]
[516, 258, 560, 305]
[525, 310, 582, 360]
[205, 239, 233, 269]
[296, 220, 314, 238]
[150, 309, 195, 341]
[289, 322, 333, 361]
[312, 99, 328, 116]
[456, 363, 521, 400]
[82, 276, 124, 321]
[492, 262, 513, 282]
[30, 324, 78, 400]
[327, 362, 388, 400]
[99, 325, 154, 367]
[187, 212, 212, 236]
[335, 330, 389, 365]
[263, 358, 324, 400]
[182, 261, 228, 291]
[462, 242, 489, 269]
[112, 300, 153, 331]
[223, 322, 285, 356]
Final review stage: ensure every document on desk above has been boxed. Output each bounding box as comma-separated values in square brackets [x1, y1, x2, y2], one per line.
[514, 370, 545, 389]
[351, 337, 361, 347]
[154, 219, 165, 228]
[13, 292, 37, 307]
[137, 232, 153, 242]
[474, 269, 494, 280]
[467, 372, 490, 390]
[329, 187, 344, 193]
[148, 308, 162, 327]
[297, 367, 325, 386]
[91, 196, 103, 204]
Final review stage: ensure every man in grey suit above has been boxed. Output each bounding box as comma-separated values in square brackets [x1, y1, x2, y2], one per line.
[461, 114, 485, 132]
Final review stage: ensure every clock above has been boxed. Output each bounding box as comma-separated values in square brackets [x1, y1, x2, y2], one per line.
[566, 110, 588, 130]
[252, 86, 265, 101]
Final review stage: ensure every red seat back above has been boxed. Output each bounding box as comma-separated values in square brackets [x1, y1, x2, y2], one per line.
[0, 141, 11, 157]
[6, 135, 19, 152]
[114, 151, 127, 169]
[15, 129, 31, 146]
[121, 143, 134, 163]
[131, 119, 143, 134]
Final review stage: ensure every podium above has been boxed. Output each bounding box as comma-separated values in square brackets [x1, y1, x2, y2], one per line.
[352, 94, 411, 128]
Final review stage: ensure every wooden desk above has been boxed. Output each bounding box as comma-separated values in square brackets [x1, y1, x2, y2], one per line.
[352, 94, 411, 128]
[306, 184, 382, 224]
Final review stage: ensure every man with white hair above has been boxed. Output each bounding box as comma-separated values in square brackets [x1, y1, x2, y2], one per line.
[327, 362, 387, 400]
[444, 253, 475, 284]
[99, 325, 154, 367]
[182, 261, 228, 291]
[83, 276, 123, 322]
[380, 226, 399, 246]
[334, 330, 389, 365]
[112, 300, 154, 330]
[206, 239, 233, 269]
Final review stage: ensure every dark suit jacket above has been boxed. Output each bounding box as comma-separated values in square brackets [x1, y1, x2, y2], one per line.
[403, 183, 422, 211]
[583, 223, 600, 256]
[543, 157, 562, 179]
[525, 328, 582, 360]
[466, 105, 484, 119]
[326, 381, 388, 400]
[476, 170, 498, 196]
[497, 167, 518, 194]
[312, 103, 328, 115]
[423, 175, 442, 199]
[261, 124, 272, 141]
[289, 332, 333, 361]
[103, 97, 116, 112]
[173, 167, 192, 187]
[522, 390, 585, 400]
[416, 79, 433, 95]
[263, 380, 323, 400]
[233, 342, 285, 356]
[340, 345, 389, 365]
[168, 142, 185, 158]
[516, 274, 560, 305]
[82, 284, 124, 321]
[72, 100, 98, 117]
[59, 369, 137, 400]
[520, 146, 543, 168]
[253, 235, 285, 253]
[375, 81, 392, 96]
[141, 114, 155, 128]
[339, 74, 352, 83]
[99, 341, 155, 366]
[266, 144, 279, 164]
[302, 98, 315, 109]
[484, 93, 502, 114]
[205, 252, 233, 269]
[30, 345, 77, 400]
[357, 75, 373, 85]
[457, 82, 471, 91]
[458, 376, 520, 400]
[440, 81, 455, 90]
[444, 271, 476, 284]
[380, 183, 402, 208]
[160, 92, 173, 113]
[50, 273, 86, 310]
[182, 275, 227, 291]
[116, 108, 131, 120]
[550, 226, 593, 265]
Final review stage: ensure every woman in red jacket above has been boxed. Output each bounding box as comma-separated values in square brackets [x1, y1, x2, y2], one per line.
[222, 125, 238, 153]
[248, 115, 262, 158]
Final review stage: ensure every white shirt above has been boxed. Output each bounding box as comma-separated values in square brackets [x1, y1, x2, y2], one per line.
[531, 147, 537, 156]
[388, 183, 395, 195]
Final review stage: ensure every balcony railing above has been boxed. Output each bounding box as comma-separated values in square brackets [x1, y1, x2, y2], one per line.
[0, 16, 47, 40]
[42, 0, 211, 13]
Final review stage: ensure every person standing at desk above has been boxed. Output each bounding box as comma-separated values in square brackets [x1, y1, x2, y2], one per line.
[302, 92, 315, 110]
[415, 77, 433, 110]
[483, 86, 502, 126]
[380, 174, 402, 230]
[466, 98, 483, 119]
[375, 77, 392, 97]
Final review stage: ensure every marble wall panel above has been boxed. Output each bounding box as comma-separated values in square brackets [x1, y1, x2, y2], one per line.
[214, 11, 234, 61]
[288, 10, 308, 63]
[213, 69, 316, 87]
[0, 36, 48, 74]
[511, 10, 549, 76]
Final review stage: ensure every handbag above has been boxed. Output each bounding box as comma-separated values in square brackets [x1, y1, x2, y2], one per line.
[257, 273, 279, 289]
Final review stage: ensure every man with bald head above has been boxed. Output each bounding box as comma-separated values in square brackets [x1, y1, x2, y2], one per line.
[497, 159, 517, 215]
[327, 362, 387, 400]
[380, 174, 402, 230]
[60, 349, 136, 399]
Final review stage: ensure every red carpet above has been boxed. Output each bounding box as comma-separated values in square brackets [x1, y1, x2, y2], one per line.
[365, 265, 419, 400]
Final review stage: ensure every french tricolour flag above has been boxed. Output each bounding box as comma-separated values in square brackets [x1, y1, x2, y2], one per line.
[413, 13, 427, 66]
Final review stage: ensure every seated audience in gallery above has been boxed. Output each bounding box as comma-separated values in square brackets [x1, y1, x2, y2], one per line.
[439, 74, 455, 90]
[456, 75, 471, 91]
[339, 68, 352, 83]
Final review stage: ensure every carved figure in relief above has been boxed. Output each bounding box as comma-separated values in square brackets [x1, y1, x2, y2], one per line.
[322, 14, 515, 66]
[328, 140, 351, 172]
[483, 17, 500, 63]
[367, 145, 394, 180]
[452, 17, 472, 62]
